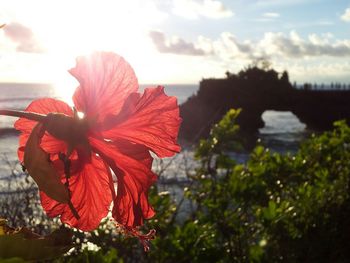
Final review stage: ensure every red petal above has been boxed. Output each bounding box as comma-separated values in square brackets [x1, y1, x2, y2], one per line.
[90, 137, 156, 228]
[100, 86, 181, 158]
[70, 52, 138, 123]
[14, 98, 73, 162]
[24, 123, 70, 204]
[40, 154, 113, 231]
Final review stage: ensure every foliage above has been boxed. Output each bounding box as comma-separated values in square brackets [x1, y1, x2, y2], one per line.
[61, 248, 122, 263]
[3, 110, 350, 262]
[0, 219, 72, 262]
[67, 110, 350, 262]
[0, 158, 55, 235]
[156, 114, 350, 262]
[186, 116, 350, 262]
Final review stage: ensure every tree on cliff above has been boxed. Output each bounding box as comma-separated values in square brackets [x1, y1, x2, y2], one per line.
[280, 70, 289, 84]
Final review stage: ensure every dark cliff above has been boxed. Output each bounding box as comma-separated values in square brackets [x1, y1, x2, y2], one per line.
[180, 67, 350, 142]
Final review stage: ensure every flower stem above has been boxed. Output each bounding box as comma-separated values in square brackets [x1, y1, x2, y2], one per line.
[0, 109, 46, 122]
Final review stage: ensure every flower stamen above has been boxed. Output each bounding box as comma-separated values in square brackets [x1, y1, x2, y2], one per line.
[115, 222, 156, 252]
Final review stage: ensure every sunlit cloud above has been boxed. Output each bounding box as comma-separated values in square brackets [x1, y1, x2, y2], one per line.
[341, 8, 350, 22]
[149, 30, 210, 56]
[148, 29, 350, 83]
[0, 0, 348, 85]
[257, 31, 350, 58]
[211, 32, 255, 60]
[164, 30, 350, 60]
[227, 31, 350, 60]
[0, 0, 172, 84]
[3, 22, 45, 53]
[172, 0, 233, 19]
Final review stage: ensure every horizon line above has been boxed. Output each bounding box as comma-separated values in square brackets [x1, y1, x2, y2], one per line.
[0, 81, 199, 86]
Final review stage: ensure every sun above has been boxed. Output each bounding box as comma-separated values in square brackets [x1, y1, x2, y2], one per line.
[32, 0, 167, 57]
[9, 0, 165, 94]
[1, 0, 170, 96]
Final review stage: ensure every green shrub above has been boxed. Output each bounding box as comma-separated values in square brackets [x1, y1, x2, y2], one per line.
[57, 112, 350, 262]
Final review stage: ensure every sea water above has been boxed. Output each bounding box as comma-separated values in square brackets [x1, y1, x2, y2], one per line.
[0, 83, 308, 189]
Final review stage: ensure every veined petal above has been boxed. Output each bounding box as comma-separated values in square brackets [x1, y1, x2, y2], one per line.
[14, 98, 73, 162]
[100, 86, 181, 158]
[89, 137, 156, 228]
[24, 123, 70, 204]
[70, 52, 138, 123]
[40, 154, 113, 231]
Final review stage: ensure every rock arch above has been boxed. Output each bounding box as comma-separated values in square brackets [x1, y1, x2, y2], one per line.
[180, 77, 350, 142]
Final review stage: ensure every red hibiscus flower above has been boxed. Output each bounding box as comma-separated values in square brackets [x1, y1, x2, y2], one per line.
[13, 52, 181, 247]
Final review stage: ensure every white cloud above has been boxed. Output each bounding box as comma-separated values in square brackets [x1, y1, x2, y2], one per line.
[149, 30, 350, 62]
[254, 12, 280, 22]
[255, 0, 319, 8]
[208, 31, 350, 82]
[308, 33, 332, 45]
[257, 31, 350, 58]
[262, 12, 280, 18]
[206, 31, 350, 61]
[341, 8, 350, 22]
[172, 0, 233, 19]
[149, 30, 210, 56]
[211, 32, 255, 60]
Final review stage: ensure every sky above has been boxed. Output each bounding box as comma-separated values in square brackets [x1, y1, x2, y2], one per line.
[0, 0, 350, 88]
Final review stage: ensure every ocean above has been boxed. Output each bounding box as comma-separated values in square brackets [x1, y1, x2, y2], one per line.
[0, 83, 308, 188]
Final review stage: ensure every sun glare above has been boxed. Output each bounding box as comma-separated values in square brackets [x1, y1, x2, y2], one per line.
[37, 1, 142, 53]
[13, 0, 165, 100]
